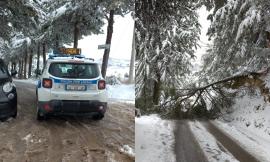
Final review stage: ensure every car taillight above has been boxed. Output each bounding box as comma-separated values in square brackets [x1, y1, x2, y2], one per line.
[98, 80, 106, 90]
[42, 78, 52, 88]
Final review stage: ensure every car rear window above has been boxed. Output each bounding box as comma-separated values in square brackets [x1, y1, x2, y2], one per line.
[49, 62, 99, 79]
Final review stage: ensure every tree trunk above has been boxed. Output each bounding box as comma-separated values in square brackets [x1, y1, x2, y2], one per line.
[55, 34, 59, 49]
[23, 47, 28, 79]
[18, 60, 21, 78]
[42, 43, 46, 68]
[18, 59, 22, 79]
[101, 10, 115, 78]
[28, 49, 33, 78]
[11, 62, 16, 71]
[7, 62, 10, 71]
[153, 73, 161, 105]
[73, 21, 79, 48]
[128, 24, 135, 83]
[36, 43, 40, 78]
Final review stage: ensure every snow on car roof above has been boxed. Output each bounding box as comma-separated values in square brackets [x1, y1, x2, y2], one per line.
[48, 56, 96, 64]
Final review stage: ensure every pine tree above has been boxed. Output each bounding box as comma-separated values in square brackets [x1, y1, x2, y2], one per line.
[135, 0, 201, 109]
[201, 0, 270, 82]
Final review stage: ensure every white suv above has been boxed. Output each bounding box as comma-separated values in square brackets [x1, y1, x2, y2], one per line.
[36, 50, 107, 120]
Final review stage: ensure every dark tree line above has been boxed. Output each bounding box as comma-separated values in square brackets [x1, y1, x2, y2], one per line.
[1, 0, 134, 79]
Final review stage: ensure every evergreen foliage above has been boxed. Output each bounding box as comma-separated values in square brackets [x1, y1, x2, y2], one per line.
[201, 0, 270, 82]
[135, 0, 201, 110]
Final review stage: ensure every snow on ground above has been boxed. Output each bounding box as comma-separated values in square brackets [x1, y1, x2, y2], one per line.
[13, 78, 38, 85]
[22, 134, 32, 142]
[213, 121, 270, 162]
[189, 121, 238, 162]
[135, 114, 176, 162]
[119, 145, 135, 158]
[215, 89, 270, 161]
[107, 84, 134, 103]
[98, 58, 132, 82]
[220, 92, 270, 140]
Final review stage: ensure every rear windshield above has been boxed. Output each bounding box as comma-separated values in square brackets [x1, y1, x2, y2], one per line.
[49, 62, 99, 79]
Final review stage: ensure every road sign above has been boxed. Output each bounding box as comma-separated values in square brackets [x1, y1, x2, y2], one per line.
[98, 44, 110, 50]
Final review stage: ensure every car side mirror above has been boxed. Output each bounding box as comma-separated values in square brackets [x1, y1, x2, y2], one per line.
[11, 70, 17, 76]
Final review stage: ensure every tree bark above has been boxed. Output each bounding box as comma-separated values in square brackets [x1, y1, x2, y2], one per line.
[42, 43, 46, 68]
[73, 21, 79, 48]
[18, 60, 21, 79]
[11, 62, 16, 71]
[18, 59, 23, 79]
[55, 34, 59, 49]
[153, 72, 161, 105]
[101, 10, 115, 78]
[36, 43, 40, 78]
[28, 49, 33, 78]
[128, 23, 135, 83]
[23, 47, 28, 79]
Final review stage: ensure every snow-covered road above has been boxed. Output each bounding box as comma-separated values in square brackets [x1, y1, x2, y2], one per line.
[136, 115, 268, 162]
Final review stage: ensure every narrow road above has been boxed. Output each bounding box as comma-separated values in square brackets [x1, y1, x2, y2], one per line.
[174, 120, 207, 162]
[175, 120, 260, 162]
[0, 81, 135, 162]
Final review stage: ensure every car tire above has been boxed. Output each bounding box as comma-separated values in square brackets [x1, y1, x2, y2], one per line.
[11, 109, 17, 118]
[93, 113, 104, 120]
[36, 109, 46, 121]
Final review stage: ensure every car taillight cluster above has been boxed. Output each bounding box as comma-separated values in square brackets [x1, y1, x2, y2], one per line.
[98, 80, 106, 90]
[42, 78, 52, 88]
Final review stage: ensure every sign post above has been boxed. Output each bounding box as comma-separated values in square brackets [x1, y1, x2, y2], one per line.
[98, 44, 110, 50]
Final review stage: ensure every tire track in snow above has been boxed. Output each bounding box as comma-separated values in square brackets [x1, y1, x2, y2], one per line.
[201, 121, 260, 162]
[174, 120, 207, 162]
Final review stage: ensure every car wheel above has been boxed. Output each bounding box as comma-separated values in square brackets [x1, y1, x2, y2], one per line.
[36, 109, 46, 121]
[93, 113, 104, 120]
[11, 109, 17, 118]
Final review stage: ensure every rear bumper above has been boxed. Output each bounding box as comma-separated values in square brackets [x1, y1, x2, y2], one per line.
[38, 100, 107, 116]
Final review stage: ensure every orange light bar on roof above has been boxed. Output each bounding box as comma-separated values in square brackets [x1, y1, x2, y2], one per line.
[58, 48, 81, 55]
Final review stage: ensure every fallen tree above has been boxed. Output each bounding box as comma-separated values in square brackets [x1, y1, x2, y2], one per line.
[160, 68, 270, 118]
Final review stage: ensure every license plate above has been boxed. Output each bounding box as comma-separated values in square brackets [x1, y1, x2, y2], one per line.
[66, 84, 86, 91]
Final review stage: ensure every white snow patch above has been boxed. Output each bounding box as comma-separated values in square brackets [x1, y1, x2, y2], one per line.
[135, 114, 176, 162]
[22, 134, 32, 142]
[107, 84, 135, 103]
[220, 92, 270, 141]
[119, 145, 135, 158]
[214, 121, 270, 162]
[13, 78, 38, 85]
[97, 58, 131, 81]
[215, 74, 270, 161]
[189, 121, 239, 162]
[264, 73, 270, 90]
